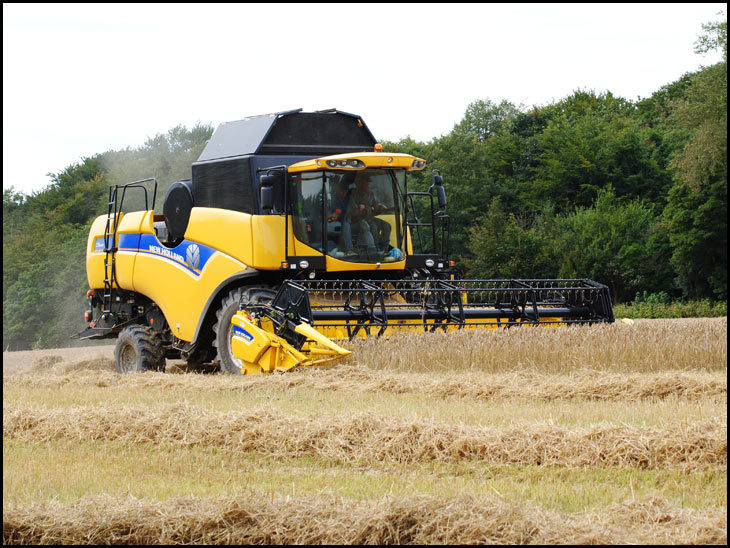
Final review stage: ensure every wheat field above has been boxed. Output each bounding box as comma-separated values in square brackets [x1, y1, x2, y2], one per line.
[3, 318, 727, 544]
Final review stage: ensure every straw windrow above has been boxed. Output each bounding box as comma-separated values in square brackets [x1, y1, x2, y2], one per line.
[3, 493, 726, 545]
[4, 403, 726, 469]
[5, 366, 727, 403]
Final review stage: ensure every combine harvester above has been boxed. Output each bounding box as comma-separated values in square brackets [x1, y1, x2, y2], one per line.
[77, 109, 614, 374]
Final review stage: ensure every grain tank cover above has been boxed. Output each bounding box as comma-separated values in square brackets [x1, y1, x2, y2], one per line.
[192, 109, 378, 214]
[196, 109, 377, 161]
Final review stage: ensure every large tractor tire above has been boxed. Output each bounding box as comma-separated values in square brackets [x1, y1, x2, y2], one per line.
[114, 325, 166, 374]
[213, 286, 275, 374]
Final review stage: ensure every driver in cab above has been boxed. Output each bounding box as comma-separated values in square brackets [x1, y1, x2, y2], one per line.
[346, 174, 391, 252]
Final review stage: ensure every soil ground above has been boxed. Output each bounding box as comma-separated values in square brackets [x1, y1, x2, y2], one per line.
[2, 345, 190, 375]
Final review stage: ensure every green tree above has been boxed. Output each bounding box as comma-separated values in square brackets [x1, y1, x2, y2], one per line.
[3, 124, 213, 350]
[553, 189, 665, 302]
[465, 197, 557, 280]
[453, 99, 519, 142]
[3, 157, 106, 349]
[525, 91, 670, 210]
[663, 13, 727, 299]
[664, 179, 727, 299]
[669, 22, 727, 191]
[465, 189, 668, 302]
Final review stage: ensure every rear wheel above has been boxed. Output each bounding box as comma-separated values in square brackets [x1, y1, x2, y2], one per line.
[213, 286, 275, 374]
[114, 325, 166, 374]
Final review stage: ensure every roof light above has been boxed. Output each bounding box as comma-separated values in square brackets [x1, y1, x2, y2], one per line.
[374, 143, 383, 152]
[325, 158, 365, 169]
[410, 159, 426, 170]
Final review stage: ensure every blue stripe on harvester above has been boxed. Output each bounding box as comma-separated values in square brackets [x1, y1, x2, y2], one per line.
[117, 233, 216, 276]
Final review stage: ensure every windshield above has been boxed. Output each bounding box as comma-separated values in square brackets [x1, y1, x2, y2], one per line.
[290, 169, 405, 263]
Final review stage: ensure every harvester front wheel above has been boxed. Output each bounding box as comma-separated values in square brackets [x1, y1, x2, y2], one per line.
[213, 286, 275, 374]
[114, 325, 166, 374]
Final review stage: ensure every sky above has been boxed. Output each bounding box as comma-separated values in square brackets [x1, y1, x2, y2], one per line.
[3, 3, 726, 195]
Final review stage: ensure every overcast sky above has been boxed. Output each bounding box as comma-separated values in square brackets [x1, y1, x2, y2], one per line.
[3, 3, 726, 195]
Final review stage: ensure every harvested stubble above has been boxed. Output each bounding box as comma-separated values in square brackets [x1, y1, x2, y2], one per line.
[4, 403, 726, 470]
[3, 492, 726, 545]
[5, 365, 727, 403]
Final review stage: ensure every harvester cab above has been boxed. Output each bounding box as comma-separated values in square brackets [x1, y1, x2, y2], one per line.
[77, 109, 614, 375]
[259, 153, 449, 272]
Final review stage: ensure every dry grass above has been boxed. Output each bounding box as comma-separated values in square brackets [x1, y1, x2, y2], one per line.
[3, 492, 726, 545]
[4, 403, 725, 470]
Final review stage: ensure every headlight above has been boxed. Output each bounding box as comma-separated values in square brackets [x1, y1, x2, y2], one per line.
[425, 259, 435, 267]
[299, 260, 310, 269]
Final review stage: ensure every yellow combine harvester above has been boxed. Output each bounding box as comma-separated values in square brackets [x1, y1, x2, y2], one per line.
[77, 109, 614, 374]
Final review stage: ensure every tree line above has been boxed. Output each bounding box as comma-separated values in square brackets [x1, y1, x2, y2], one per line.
[3, 16, 726, 350]
[386, 16, 726, 305]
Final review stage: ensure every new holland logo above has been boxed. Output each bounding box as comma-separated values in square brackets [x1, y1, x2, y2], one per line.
[233, 325, 255, 344]
[185, 244, 200, 270]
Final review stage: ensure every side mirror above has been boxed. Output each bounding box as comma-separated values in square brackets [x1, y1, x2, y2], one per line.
[435, 185, 447, 210]
[432, 170, 447, 210]
[260, 173, 275, 211]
